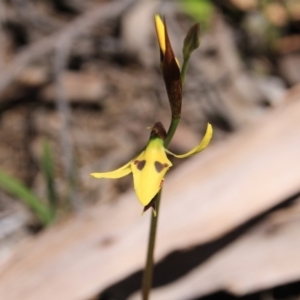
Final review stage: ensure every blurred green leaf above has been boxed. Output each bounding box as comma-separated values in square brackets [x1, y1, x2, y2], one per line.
[0, 168, 52, 226]
[41, 140, 58, 219]
[180, 0, 215, 29]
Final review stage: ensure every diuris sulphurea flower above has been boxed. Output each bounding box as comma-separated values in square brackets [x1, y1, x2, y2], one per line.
[91, 122, 213, 214]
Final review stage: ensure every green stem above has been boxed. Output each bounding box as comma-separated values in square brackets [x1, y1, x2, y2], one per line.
[142, 117, 180, 300]
[164, 118, 180, 148]
[181, 55, 190, 85]
[142, 191, 161, 300]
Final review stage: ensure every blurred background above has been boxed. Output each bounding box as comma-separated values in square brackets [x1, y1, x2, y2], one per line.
[0, 0, 300, 299]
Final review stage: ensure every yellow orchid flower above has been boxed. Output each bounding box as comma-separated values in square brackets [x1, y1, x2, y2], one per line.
[91, 122, 213, 213]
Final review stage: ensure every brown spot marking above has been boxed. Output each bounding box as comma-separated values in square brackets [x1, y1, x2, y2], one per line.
[155, 161, 168, 173]
[134, 160, 146, 171]
[159, 178, 164, 188]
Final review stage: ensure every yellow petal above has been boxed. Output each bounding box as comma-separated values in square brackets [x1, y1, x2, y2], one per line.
[91, 161, 132, 179]
[132, 138, 172, 206]
[154, 14, 165, 54]
[166, 123, 213, 158]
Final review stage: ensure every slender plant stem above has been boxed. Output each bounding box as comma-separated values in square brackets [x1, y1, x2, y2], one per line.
[164, 118, 180, 148]
[142, 117, 180, 300]
[141, 191, 161, 300]
[181, 55, 190, 85]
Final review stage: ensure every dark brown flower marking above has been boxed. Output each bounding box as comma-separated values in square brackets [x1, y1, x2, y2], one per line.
[150, 122, 167, 140]
[134, 160, 146, 171]
[155, 161, 169, 173]
[143, 198, 156, 215]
